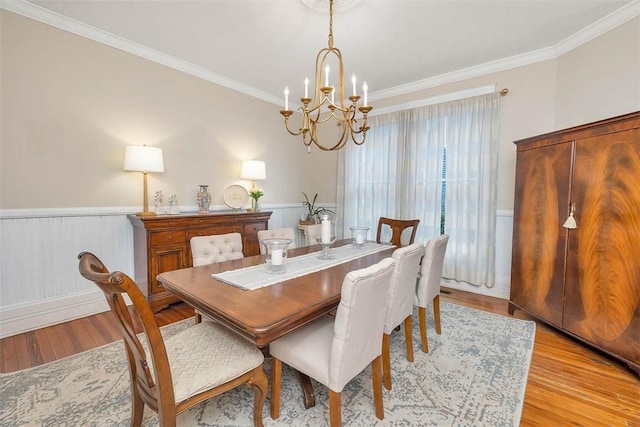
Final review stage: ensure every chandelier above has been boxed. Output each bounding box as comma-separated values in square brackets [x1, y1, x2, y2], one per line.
[280, 0, 372, 151]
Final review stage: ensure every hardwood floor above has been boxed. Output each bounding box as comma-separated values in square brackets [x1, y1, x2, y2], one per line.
[1, 288, 638, 426]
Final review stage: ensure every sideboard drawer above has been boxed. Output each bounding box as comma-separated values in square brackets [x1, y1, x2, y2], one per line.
[150, 230, 186, 246]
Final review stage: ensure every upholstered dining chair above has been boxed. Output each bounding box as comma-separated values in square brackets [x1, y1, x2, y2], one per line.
[190, 232, 245, 323]
[376, 217, 420, 247]
[257, 228, 296, 254]
[269, 257, 396, 427]
[190, 232, 244, 266]
[77, 252, 268, 427]
[382, 242, 425, 390]
[416, 234, 449, 353]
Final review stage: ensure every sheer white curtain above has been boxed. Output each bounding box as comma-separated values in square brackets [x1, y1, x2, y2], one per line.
[337, 92, 500, 287]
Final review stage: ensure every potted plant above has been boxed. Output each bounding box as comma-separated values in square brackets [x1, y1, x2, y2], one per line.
[301, 192, 334, 224]
[249, 188, 264, 211]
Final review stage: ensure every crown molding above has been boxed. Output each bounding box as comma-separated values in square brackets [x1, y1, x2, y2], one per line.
[0, 0, 282, 106]
[2, 0, 638, 105]
[371, 0, 639, 101]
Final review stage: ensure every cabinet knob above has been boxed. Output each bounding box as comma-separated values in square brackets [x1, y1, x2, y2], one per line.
[168, 235, 173, 240]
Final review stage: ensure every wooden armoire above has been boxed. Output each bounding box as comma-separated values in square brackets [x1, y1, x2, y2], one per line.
[510, 111, 640, 374]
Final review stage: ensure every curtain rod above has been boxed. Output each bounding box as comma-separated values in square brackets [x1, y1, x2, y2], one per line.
[370, 85, 508, 117]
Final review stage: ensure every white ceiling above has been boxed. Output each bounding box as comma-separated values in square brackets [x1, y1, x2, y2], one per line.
[8, 0, 639, 105]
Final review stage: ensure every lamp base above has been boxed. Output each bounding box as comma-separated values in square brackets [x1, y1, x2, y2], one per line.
[136, 211, 157, 217]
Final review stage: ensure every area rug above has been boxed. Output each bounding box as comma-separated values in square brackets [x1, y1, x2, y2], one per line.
[0, 302, 535, 426]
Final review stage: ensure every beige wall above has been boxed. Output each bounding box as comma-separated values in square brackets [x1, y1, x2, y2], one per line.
[1, 11, 638, 212]
[0, 11, 338, 210]
[555, 16, 640, 129]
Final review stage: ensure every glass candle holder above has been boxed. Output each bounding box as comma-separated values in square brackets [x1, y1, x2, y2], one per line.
[314, 213, 337, 260]
[349, 226, 369, 248]
[263, 238, 292, 274]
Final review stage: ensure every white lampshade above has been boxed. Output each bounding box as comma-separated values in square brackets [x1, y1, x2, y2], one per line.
[123, 145, 165, 173]
[240, 160, 266, 181]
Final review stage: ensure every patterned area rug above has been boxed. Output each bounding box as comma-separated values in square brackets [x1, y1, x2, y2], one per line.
[0, 302, 535, 426]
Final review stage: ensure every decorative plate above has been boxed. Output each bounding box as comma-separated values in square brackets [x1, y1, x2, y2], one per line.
[223, 185, 249, 209]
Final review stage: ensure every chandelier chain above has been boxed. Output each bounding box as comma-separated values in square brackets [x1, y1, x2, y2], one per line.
[328, 0, 334, 49]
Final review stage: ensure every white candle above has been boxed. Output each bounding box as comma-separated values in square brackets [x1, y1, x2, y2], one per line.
[325, 65, 330, 87]
[351, 74, 357, 96]
[304, 77, 309, 98]
[321, 219, 331, 244]
[355, 233, 364, 245]
[363, 81, 368, 106]
[284, 86, 289, 110]
[271, 248, 283, 266]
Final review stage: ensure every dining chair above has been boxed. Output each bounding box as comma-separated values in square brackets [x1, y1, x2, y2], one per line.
[382, 242, 425, 390]
[257, 228, 296, 254]
[190, 232, 245, 323]
[269, 257, 396, 427]
[77, 252, 268, 427]
[416, 234, 449, 353]
[190, 232, 244, 266]
[376, 217, 420, 247]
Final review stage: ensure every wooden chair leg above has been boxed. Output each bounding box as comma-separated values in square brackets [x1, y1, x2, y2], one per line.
[130, 383, 144, 427]
[329, 390, 342, 427]
[403, 315, 414, 362]
[418, 306, 429, 353]
[382, 333, 392, 390]
[194, 311, 202, 324]
[371, 355, 384, 420]
[270, 358, 282, 419]
[434, 295, 441, 335]
[248, 366, 268, 427]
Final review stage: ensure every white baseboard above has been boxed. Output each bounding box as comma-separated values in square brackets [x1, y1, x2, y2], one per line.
[0, 290, 111, 339]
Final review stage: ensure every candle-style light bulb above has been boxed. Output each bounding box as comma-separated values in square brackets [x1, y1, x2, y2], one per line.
[284, 86, 290, 110]
[304, 77, 309, 98]
[351, 74, 357, 96]
[363, 81, 368, 106]
[325, 65, 330, 87]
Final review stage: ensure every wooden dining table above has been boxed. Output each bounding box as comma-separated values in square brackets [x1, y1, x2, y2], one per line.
[157, 239, 396, 408]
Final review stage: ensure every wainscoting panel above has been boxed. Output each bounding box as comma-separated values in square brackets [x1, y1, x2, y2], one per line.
[0, 205, 510, 337]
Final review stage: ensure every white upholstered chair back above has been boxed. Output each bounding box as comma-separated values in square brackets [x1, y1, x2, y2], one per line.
[384, 243, 425, 334]
[257, 228, 297, 254]
[416, 234, 449, 306]
[415, 234, 449, 353]
[381, 242, 424, 390]
[190, 232, 244, 267]
[269, 257, 395, 425]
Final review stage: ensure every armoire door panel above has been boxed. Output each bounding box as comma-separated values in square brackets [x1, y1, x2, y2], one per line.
[564, 129, 640, 364]
[510, 141, 573, 325]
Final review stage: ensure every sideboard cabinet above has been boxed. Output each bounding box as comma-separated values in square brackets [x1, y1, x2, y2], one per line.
[128, 211, 272, 312]
[510, 111, 639, 374]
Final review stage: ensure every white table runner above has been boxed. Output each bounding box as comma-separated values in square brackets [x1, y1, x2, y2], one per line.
[212, 242, 394, 290]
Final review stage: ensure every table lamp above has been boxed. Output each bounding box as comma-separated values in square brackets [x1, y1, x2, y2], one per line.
[240, 160, 266, 191]
[124, 145, 165, 216]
